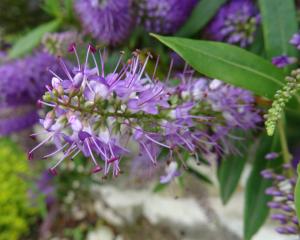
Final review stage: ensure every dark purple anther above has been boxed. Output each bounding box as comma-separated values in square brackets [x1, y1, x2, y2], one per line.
[49, 168, 57, 176]
[27, 151, 33, 161]
[89, 44, 97, 53]
[92, 165, 102, 174]
[68, 42, 76, 52]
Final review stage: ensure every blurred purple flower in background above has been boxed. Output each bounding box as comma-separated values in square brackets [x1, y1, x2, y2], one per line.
[0, 52, 62, 135]
[36, 170, 55, 206]
[290, 32, 300, 49]
[272, 55, 297, 68]
[136, 0, 198, 34]
[204, 0, 260, 47]
[74, 0, 134, 45]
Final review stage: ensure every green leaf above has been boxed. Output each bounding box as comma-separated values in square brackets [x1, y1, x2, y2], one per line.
[295, 165, 300, 223]
[9, 20, 61, 59]
[42, 0, 61, 17]
[258, 0, 298, 59]
[187, 166, 213, 185]
[244, 134, 282, 240]
[176, 0, 226, 37]
[151, 34, 285, 99]
[153, 182, 168, 193]
[217, 154, 247, 205]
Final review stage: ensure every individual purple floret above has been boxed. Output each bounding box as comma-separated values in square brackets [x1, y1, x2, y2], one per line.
[29, 45, 261, 178]
[0, 52, 62, 135]
[290, 32, 300, 49]
[74, 0, 133, 45]
[204, 0, 260, 47]
[160, 161, 180, 184]
[272, 55, 297, 68]
[262, 163, 300, 236]
[265, 152, 279, 160]
[136, 0, 198, 34]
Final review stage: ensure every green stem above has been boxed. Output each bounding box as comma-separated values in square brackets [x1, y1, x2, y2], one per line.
[278, 117, 292, 166]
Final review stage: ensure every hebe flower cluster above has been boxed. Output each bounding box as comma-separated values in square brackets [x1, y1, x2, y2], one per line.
[0, 52, 62, 135]
[262, 162, 300, 235]
[205, 0, 260, 47]
[74, 0, 133, 45]
[29, 45, 261, 177]
[136, 0, 197, 34]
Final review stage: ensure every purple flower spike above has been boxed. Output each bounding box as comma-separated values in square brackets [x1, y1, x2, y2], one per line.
[272, 55, 297, 68]
[136, 0, 198, 34]
[264, 161, 300, 236]
[74, 0, 134, 45]
[204, 0, 260, 47]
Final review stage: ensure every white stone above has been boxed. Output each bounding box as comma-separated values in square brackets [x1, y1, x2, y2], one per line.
[87, 226, 115, 240]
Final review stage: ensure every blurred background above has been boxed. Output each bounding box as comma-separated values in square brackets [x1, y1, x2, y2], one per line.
[0, 0, 299, 239]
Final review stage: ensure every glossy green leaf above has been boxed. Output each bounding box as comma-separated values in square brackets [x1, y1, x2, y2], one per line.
[151, 34, 285, 98]
[217, 154, 247, 205]
[176, 0, 226, 37]
[259, 0, 298, 59]
[244, 134, 282, 240]
[9, 20, 61, 59]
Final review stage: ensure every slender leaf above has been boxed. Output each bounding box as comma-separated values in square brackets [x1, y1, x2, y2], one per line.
[9, 20, 61, 59]
[151, 34, 285, 99]
[176, 0, 226, 37]
[42, 0, 61, 17]
[244, 134, 282, 240]
[259, 0, 298, 59]
[295, 165, 300, 223]
[187, 166, 213, 185]
[153, 182, 168, 193]
[218, 154, 247, 205]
